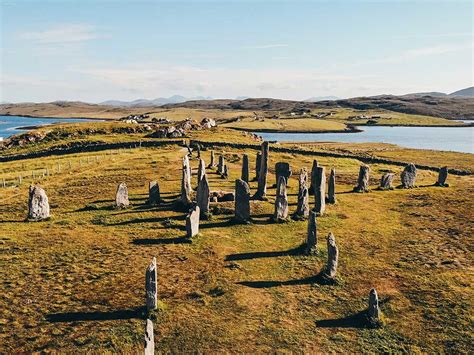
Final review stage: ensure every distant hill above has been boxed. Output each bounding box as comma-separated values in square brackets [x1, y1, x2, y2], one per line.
[402, 92, 447, 98]
[304, 96, 339, 102]
[100, 95, 212, 107]
[449, 87, 474, 97]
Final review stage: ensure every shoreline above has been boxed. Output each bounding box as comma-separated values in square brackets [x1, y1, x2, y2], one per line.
[0, 113, 112, 121]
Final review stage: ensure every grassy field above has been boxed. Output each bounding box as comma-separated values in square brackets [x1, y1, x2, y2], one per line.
[221, 117, 348, 132]
[1, 132, 473, 352]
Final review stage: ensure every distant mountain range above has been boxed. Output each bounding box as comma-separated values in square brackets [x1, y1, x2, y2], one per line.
[304, 96, 340, 102]
[100, 95, 213, 107]
[403, 87, 474, 98]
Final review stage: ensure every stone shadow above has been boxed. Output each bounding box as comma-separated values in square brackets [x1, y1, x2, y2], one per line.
[237, 271, 336, 289]
[226, 244, 305, 261]
[132, 237, 191, 245]
[46, 306, 145, 322]
[108, 214, 186, 226]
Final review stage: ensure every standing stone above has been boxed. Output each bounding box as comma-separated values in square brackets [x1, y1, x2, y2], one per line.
[273, 176, 289, 221]
[294, 168, 309, 220]
[327, 168, 336, 204]
[306, 210, 317, 254]
[254, 152, 262, 181]
[401, 163, 417, 188]
[186, 205, 200, 238]
[217, 155, 225, 175]
[314, 166, 326, 216]
[241, 154, 250, 183]
[379, 173, 395, 190]
[223, 164, 229, 179]
[145, 257, 157, 311]
[196, 144, 201, 158]
[196, 175, 210, 218]
[436, 166, 449, 187]
[208, 150, 216, 168]
[275, 162, 292, 186]
[27, 185, 51, 221]
[197, 159, 206, 186]
[234, 179, 251, 223]
[353, 165, 370, 193]
[309, 160, 318, 195]
[115, 182, 129, 209]
[324, 233, 338, 279]
[144, 319, 154, 355]
[180, 156, 192, 207]
[148, 181, 161, 205]
[18, 175, 22, 185]
[367, 288, 382, 327]
[254, 141, 269, 200]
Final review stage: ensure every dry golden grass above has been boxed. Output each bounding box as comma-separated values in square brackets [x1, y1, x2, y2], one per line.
[1, 139, 473, 352]
[222, 117, 347, 132]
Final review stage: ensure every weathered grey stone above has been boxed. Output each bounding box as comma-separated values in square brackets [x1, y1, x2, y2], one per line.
[28, 185, 50, 221]
[379, 173, 395, 190]
[436, 166, 449, 187]
[220, 164, 229, 179]
[148, 181, 161, 205]
[180, 156, 192, 207]
[306, 210, 317, 254]
[254, 152, 262, 181]
[207, 150, 216, 168]
[314, 166, 326, 216]
[273, 176, 289, 221]
[196, 175, 210, 218]
[254, 141, 269, 200]
[197, 158, 206, 186]
[401, 163, 417, 188]
[217, 155, 225, 175]
[354, 165, 370, 192]
[234, 179, 251, 223]
[196, 144, 201, 158]
[186, 205, 200, 238]
[145, 257, 157, 311]
[309, 160, 318, 195]
[275, 162, 292, 186]
[294, 168, 309, 220]
[327, 168, 336, 204]
[324, 233, 338, 279]
[115, 182, 130, 209]
[241, 154, 250, 183]
[367, 288, 381, 327]
[144, 319, 154, 355]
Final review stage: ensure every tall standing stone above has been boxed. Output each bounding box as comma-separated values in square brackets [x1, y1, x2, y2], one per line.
[186, 205, 200, 238]
[115, 182, 129, 209]
[148, 181, 161, 205]
[197, 158, 206, 186]
[324, 232, 338, 279]
[367, 288, 382, 327]
[180, 156, 192, 207]
[144, 319, 154, 355]
[234, 179, 251, 223]
[314, 166, 326, 216]
[401, 163, 417, 188]
[217, 155, 225, 175]
[379, 173, 395, 190]
[27, 185, 50, 221]
[273, 176, 289, 221]
[241, 154, 250, 183]
[208, 150, 216, 168]
[254, 152, 262, 181]
[306, 210, 317, 254]
[294, 168, 309, 220]
[275, 162, 292, 186]
[145, 257, 157, 311]
[436, 166, 449, 187]
[222, 164, 229, 179]
[196, 174, 210, 218]
[309, 160, 318, 195]
[254, 141, 269, 200]
[327, 168, 336, 204]
[353, 165, 370, 193]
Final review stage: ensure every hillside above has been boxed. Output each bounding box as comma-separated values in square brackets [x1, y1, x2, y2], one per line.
[450, 86, 474, 97]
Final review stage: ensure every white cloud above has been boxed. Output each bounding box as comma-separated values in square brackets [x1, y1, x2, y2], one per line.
[402, 42, 474, 58]
[19, 24, 100, 44]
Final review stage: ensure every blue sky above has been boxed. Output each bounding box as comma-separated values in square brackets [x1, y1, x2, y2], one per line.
[1, 0, 472, 102]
